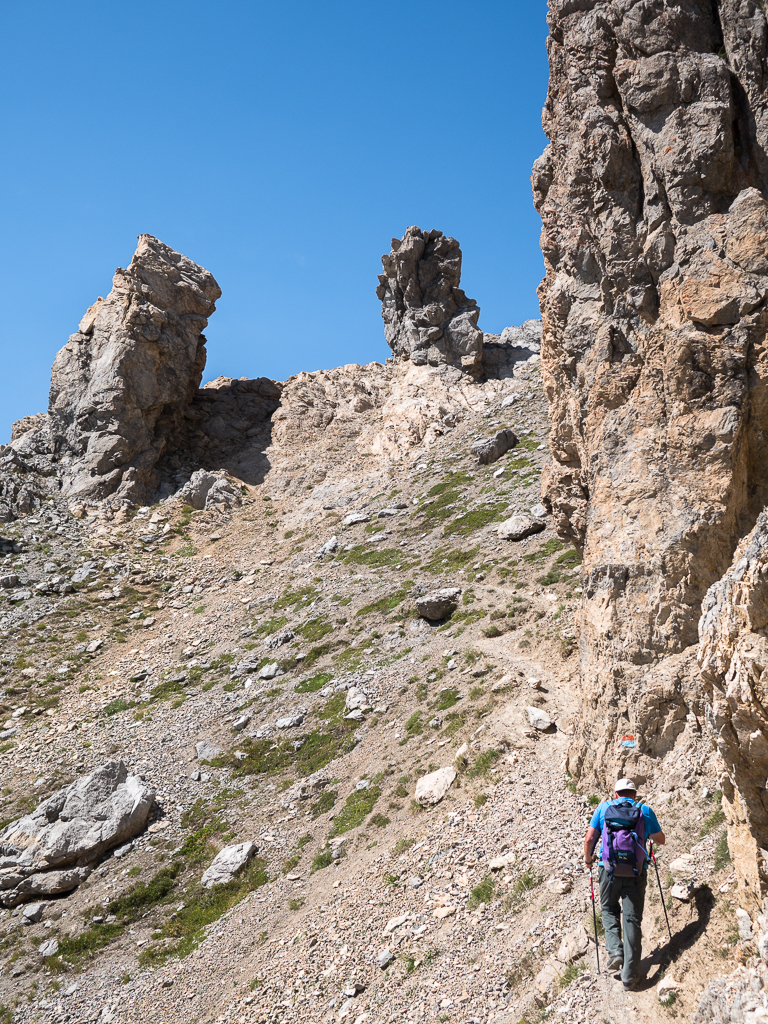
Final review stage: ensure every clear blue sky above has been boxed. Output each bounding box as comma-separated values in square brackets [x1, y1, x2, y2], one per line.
[0, 1, 550, 442]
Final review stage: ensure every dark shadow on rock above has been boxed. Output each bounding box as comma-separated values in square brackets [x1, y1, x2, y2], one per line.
[155, 376, 282, 497]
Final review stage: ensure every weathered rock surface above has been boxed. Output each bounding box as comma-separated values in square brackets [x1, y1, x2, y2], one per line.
[415, 588, 461, 621]
[0, 760, 154, 905]
[377, 227, 483, 372]
[178, 469, 240, 511]
[535, 2, 768, 859]
[699, 512, 768, 901]
[48, 234, 221, 502]
[470, 428, 518, 465]
[414, 766, 456, 807]
[200, 841, 257, 888]
[497, 515, 545, 542]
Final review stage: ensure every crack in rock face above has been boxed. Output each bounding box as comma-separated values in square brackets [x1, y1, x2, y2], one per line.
[535, 0, 768, 901]
[376, 226, 483, 373]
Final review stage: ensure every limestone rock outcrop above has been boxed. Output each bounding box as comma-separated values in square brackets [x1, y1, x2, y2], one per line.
[48, 234, 221, 502]
[0, 760, 154, 905]
[377, 227, 483, 372]
[699, 513, 768, 905]
[534, 0, 768, 841]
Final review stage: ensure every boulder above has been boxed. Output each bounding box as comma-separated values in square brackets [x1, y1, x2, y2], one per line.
[200, 841, 257, 888]
[316, 536, 339, 560]
[415, 588, 461, 621]
[414, 767, 457, 807]
[376, 227, 483, 373]
[0, 760, 154, 906]
[195, 741, 222, 761]
[345, 687, 369, 712]
[527, 706, 553, 731]
[48, 235, 221, 503]
[489, 852, 516, 872]
[533, 959, 563, 1006]
[471, 429, 518, 465]
[556, 924, 589, 963]
[178, 470, 240, 511]
[497, 515, 546, 541]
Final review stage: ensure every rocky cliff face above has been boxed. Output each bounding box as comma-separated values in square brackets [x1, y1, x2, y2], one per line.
[534, 1, 768, 897]
[48, 235, 221, 503]
[376, 226, 483, 373]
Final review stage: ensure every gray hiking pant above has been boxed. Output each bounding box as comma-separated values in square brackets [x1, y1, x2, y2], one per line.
[598, 866, 646, 986]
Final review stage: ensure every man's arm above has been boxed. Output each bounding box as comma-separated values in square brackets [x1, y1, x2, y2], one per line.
[584, 826, 600, 866]
[649, 830, 665, 846]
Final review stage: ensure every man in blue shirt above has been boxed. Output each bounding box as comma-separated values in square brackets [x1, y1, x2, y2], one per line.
[583, 778, 665, 990]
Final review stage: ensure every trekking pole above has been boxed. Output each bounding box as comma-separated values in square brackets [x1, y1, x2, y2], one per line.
[650, 841, 672, 942]
[589, 866, 601, 973]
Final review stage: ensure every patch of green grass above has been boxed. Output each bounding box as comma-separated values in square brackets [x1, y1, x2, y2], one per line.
[442, 711, 467, 737]
[513, 869, 543, 899]
[714, 829, 731, 871]
[555, 547, 581, 567]
[255, 615, 288, 637]
[329, 785, 382, 837]
[474, 793, 488, 808]
[343, 546, 413, 569]
[108, 863, 182, 916]
[178, 821, 224, 865]
[443, 503, 507, 537]
[523, 539, 565, 563]
[219, 724, 358, 778]
[370, 812, 390, 828]
[432, 688, 461, 711]
[311, 848, 334, 873]
[423, 545, 479, 574]
[469, 875, 495, 908]
[311, 788, 337, 818]
[274, 586, 318, 611]
[700, 805, 726, 838]
[404, 711, 423, 737]
[138, 858, 268, 967]
[47, 921, 126, 966]
[283, 854, 301, 874]
[467, 749, 501, 777]
[559, 962, 585, 989]
[318, 692, 347, 721]
[357, 586, 412, 617]
[103, 697, 133, 716]
[297, 617, 334, 643]
[288, 898, 305, 911]
[294, 671, 333, 694]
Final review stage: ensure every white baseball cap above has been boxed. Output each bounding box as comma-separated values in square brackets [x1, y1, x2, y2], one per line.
[614, 778, 637, 793]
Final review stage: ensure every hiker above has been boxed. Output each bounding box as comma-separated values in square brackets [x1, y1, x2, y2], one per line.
[583, 777, 665, 990]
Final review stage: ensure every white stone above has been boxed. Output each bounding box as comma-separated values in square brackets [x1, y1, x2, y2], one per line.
[556, 924, 589, 963]
[498, 515, 546, 541]
[201, 841, 257, 888]
[657, 976, 680, 1004]
[526, 706, 553, 731]
[195, 741, 222, 761]
[489, 852, 516, 871]
[414, 766, 457, 807]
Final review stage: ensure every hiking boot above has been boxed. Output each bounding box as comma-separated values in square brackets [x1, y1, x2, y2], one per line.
[606, 955, 623, 971]
[623, 978, 640, 991]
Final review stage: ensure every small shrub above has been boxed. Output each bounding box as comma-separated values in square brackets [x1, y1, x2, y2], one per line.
[330, 785, 382, 837]
[714, 829, 731, 871]
[467, 749, 501, 778]
[469, 875, 495, 908]
[288, 898, 305, 911]
[513, 869, 543, 899]
[311, 789, 337, 818]
[311, 848, 334, 873]
[370, 812, 390, 828]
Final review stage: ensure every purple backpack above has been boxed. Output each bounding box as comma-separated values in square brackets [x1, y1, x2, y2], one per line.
[601, 799, 647, 881]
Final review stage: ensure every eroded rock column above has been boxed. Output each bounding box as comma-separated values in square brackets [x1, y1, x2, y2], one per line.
[49, 234, 221, 502]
